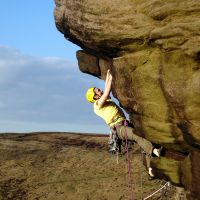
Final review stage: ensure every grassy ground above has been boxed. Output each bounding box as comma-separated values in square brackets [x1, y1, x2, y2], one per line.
[0, 132, 176, 200]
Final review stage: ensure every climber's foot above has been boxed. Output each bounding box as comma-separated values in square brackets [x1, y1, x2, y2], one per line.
[148, 167, 154, 177]
[152, 147, 162, 157]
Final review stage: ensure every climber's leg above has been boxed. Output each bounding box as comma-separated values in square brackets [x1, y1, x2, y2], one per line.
[116, 125, 153, 155]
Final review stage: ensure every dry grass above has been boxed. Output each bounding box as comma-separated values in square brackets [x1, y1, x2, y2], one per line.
[0, 132, 176, 200]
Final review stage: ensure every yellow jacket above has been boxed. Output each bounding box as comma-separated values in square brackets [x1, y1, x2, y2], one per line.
[94, 99, 125, 127]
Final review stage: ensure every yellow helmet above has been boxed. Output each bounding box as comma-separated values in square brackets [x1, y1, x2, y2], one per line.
[86, 87, 95, 103]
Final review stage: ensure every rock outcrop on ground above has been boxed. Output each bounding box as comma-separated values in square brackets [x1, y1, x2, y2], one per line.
[54, 1, 200, 199]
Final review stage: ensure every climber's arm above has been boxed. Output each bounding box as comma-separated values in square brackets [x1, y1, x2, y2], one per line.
[97, 69, 112, 107]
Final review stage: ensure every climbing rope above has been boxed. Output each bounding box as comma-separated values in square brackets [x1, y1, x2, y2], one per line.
[114, 121, 172, 200]
[116, 151, 119, 164]
[139, 149, 172, 200]
[143, 181, 171, 200]
[124, 123, 134, 200]
[140, 149, 144, 200]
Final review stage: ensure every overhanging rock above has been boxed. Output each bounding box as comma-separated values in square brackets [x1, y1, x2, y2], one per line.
[54, 0, 200, 199]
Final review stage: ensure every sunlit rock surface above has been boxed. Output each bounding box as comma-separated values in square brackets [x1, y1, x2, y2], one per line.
[54, 0, 200, 199]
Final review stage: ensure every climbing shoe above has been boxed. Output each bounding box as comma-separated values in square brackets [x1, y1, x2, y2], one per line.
[152, 147, 163, 157]
[148, 167, 154, 177]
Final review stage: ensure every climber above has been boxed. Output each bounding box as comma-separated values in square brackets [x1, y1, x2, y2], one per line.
[85, 69, 162, 177]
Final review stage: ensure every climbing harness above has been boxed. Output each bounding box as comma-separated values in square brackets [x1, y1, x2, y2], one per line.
[108, 129, 120, 154]
[108, 120, 131, 154]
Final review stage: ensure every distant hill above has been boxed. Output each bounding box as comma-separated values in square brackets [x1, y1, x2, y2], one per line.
[0, 132, 176, 200]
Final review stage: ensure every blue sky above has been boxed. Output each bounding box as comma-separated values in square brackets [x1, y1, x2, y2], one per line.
[0, 1, 108, 133]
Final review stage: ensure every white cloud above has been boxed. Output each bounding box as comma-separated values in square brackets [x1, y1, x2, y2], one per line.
[0, 46, 107, 134]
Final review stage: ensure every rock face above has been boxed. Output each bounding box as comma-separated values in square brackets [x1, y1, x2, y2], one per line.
[54, 0, 200, 199]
